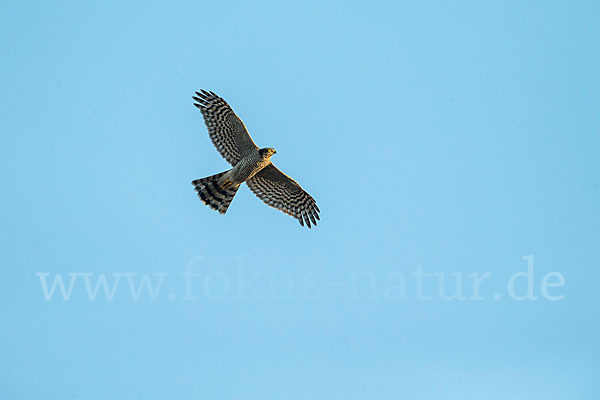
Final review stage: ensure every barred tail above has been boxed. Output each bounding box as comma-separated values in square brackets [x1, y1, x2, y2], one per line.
[192, 171, 240, 215]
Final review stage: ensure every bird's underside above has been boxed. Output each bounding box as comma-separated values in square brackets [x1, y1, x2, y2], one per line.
[191, 90, 320, 228]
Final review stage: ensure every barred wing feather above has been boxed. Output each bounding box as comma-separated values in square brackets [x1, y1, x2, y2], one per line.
[192, 90, 258, 166]
[246, 164, 320, 228]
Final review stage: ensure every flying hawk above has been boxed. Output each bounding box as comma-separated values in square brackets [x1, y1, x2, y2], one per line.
[191, 90, 320, 228]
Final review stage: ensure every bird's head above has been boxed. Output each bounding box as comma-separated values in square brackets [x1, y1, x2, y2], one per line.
[259, 147, 277, 159]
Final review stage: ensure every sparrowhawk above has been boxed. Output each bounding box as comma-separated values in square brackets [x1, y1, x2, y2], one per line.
[191, 90, 320, 228]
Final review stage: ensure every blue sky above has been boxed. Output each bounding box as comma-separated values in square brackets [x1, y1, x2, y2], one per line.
[1, 1, 599, 399]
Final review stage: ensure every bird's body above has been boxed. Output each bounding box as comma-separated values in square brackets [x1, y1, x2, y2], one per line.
[191, 90, 320, 228]
[225, 148, 274, 186]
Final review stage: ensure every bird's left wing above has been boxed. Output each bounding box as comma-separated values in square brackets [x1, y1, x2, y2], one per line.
[193, 90, 259, 166]
[246, 164, 320, 228]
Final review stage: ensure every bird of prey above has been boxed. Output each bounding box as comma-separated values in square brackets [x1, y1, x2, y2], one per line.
[191, 90, 320, 228]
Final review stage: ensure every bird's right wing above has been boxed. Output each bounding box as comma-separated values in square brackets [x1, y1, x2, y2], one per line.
[193, 90, 259, 166]
[246, 164, 320, 228]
